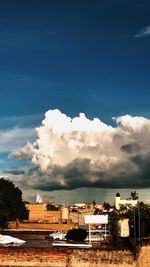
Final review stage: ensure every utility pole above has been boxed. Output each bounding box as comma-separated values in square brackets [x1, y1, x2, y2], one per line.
[138, 202, 140, 241]
[133, 207, 136, 248]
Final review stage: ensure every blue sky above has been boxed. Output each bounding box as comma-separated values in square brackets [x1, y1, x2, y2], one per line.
[0, 0, 150, 204]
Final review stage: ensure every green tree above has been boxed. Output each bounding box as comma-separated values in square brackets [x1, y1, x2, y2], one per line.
[0, 178, 28, 228]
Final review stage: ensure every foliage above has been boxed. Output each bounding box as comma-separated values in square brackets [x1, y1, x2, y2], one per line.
[0, 178, 28, 228]
[103, 201, 113, 210]
[92, 200, 96, 206]
[109, 201, 150, 240]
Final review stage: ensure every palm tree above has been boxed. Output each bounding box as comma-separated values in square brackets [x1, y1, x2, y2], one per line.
[130, 191, 139, 200]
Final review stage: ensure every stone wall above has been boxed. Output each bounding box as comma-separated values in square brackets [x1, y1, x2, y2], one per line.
[0, 247, 136, 267]
[0, 247, 67, 267]
[0, 242, 149, 267]
[67, 248, 137, 267]
[137, 240, 150, 267]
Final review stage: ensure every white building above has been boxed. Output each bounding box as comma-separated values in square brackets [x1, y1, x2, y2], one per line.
[115, 193, 138, 210]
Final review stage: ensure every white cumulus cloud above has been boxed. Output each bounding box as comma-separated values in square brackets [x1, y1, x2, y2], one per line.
[11, 109, 150, 191]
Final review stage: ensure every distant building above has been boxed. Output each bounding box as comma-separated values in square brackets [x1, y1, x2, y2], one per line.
[25, 203, 61, 223]
[115, 193, 138, 210]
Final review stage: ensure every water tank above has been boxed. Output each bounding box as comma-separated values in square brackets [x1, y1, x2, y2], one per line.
[61, 207, 69, 220]
[117, 218, 129, 237]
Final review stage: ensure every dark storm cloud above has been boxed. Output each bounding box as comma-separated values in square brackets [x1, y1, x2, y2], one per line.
[4, 167, 25, 175]
[121, 143, 141, 154]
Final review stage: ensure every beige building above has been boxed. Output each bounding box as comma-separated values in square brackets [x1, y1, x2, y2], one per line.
[25, 203, 61, 223]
